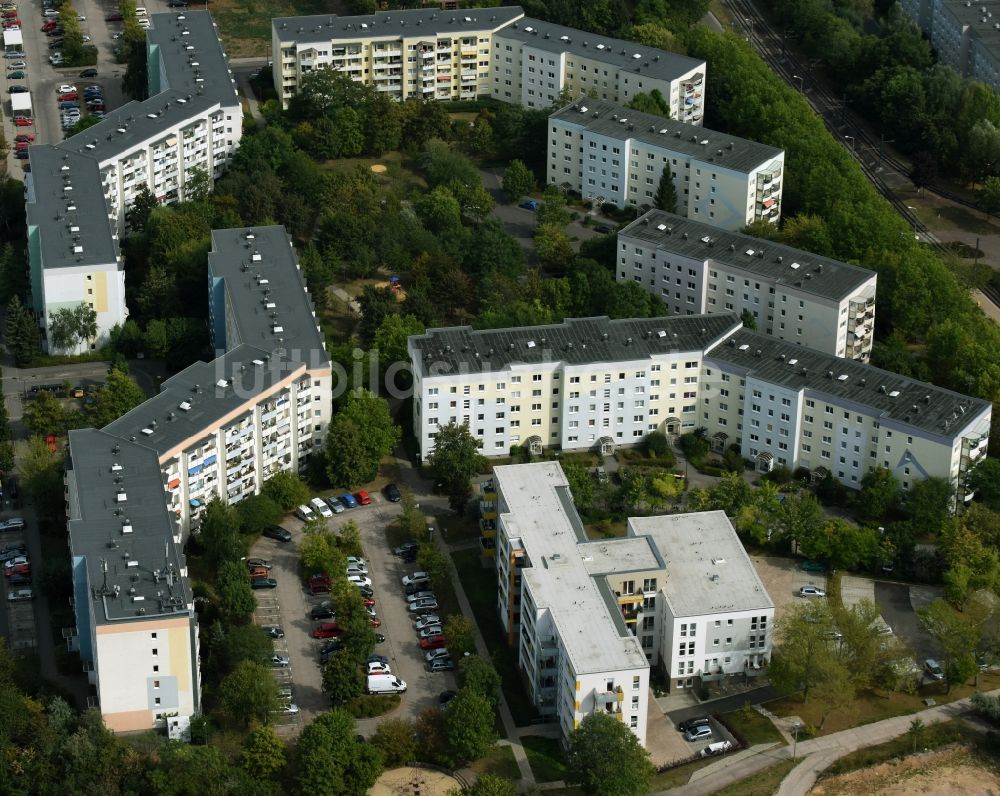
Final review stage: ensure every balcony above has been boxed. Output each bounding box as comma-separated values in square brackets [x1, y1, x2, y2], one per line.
[479, 536, 496, 557]
[745, 657, 769, 676]
[595, 686, 625, 704]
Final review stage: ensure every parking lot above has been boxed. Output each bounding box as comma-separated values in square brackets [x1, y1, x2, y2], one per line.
[749, 554, 829, 623]
[247, 487, 457, 735]
[1, 518, 38, 650]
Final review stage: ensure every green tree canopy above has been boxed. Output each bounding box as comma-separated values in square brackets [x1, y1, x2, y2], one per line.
[295, 709, 384, 796]
[84, 369, 146, 427]
[427, 422, 485, 512]
[441, 688, 497, 767]
[325, 389, 400, 488]
[502, 158, 536, 201]
[566, 711, 655, 796]
[219, 660, 279, 726]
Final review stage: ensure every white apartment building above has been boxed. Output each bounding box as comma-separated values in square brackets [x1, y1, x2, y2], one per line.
[26, 11, 241, 352]
[549, 98, 783, 227]
[66, 428, 200, 738]
[493, 462, 773, 744]
[901, 0, 1000, 91]
[491, 18, 706, 124]
[271, 7, 524, 107]
[411, 314, 991, 499]
[409, 314, 742, 459]
[617, 210, 878, 360]
[101, 226, 332, 531]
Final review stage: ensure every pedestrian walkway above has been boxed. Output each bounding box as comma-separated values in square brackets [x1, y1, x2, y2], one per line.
[663, 689, 996, 795]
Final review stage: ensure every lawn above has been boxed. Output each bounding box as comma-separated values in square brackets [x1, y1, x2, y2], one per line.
[769, 672, 1000, 736]
[451, 549, 539, 726]
[211, 0, 349, 57]
[823, 719, 976, 777]
[648, 756, 719, 791]
[521, 735, 568, 783]
[720, 707, 787, 746]
[714, 758, 797, 796]
[470, 744, 520, 780]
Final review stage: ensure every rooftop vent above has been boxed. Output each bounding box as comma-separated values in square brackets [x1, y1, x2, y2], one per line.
[178, 401, 191, 412]
[889, 390, 901, 397]
[837, 374, 849, 381]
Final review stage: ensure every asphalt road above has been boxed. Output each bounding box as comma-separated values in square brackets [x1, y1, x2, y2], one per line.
[874, 581, 938, 661]
[666, 684, 784, 726]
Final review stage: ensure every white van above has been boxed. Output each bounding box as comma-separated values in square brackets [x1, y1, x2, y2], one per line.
[135, 7, 148, 16]
[295, 504, 314, 522]
[366, 674, 407, 694]
[310, 497, 333, 518]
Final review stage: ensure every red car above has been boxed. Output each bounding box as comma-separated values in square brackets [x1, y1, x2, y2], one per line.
[3, 20, 20, 29]
[5, 563, 30, 578]
[308, 573, 331, 595]
[312, 623, 343, 639]
[14, 133, 35, 142]
[86, 103, 105, 112]
[2, 10, 17, 18]
[42, 22, 58, 30]
[419, 635, 447, 650]
[355, 490, 371, 505]
[370, 617, 382, 628]
[59, 92, 78, 101]
[15, 142, 29, 151]
[14, 117, 33, 127]
[361, 597, 376, 607]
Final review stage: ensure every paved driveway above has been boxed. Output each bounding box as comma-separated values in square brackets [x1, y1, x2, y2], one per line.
[875, 581, 939, 661]
[749, 555, 827, 623]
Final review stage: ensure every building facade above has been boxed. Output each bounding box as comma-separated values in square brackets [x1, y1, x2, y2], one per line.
[901, 0, 1000, 91]
[26, 11, 241, 352]
[548, 99, 782, 227]
[410, 314, 991, 500]
[617, 210, 878, 359]
[66, 429, 200, 738]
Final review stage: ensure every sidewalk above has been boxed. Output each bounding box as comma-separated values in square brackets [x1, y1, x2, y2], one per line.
[663, 689, 995, 795]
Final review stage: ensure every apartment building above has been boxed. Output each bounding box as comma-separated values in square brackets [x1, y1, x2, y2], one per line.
[409, 313, 742, 459]
[491, 18, 706, 123]
[901, 0, 1000, 91]
[492, 461, 774, 744]
[26, 11, 241, 351]
[65, 428, 199, 738]
[548, 98, 783, 228]
[99, 227, 332, 531]
[271, 6, 524, 107]
[617, 210, 878, 360]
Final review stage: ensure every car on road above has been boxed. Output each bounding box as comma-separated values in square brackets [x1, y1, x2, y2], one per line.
[402, 571, 430, 587]
[347, 575, 372, 589]
[425, 648, 450, 662]
[428, 657, 455, 672]
[408, 597, 439, 612]
[79, 68, 97, 77]
[677, 716, 711, 733]
[7, 588, 33, 602]
[355, 490, 371, 505]
[262, 524, 292, 542]
[798, 585, 826, 597]
[414, 615, 441, 631]
[924, 658, 945, 681]
[339, 493, 358, 509]
[384, 483, 401, 502]
[418, 626, 443, 639]
[311, 602, 335, 620]
[250, 577, 277, 589]
[684, 724, 713, 742]
[312, 623, 343, 639]
[519, 199, 538, 210]
[271, 655, 290, 668]
[393, 541, 419, 557]
[310, 497, 333, 518]
[325, 496, 344, 514]
[261, 626, 284, 639]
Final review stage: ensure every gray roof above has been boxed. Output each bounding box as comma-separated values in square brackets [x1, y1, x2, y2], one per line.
[208, 226, 328, 362]
[103, 345, 305, 457]
[272, 5, 524, 43]
[619, 210, 876, 301]
[706, 329, 991, 437]
[939, 0, 1000, 49]
[147, 11, 238, 104]
[497, 17, 704, 82]
[411, 314, 742, 375]
[552, 98, 781, 173]
[26, 147, 120, 269]
[629, 511, 773, 618]
[67, 429, 193, 626]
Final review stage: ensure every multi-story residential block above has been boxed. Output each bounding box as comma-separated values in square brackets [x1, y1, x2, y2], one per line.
[270, 7, 708, 124]
[409, 313, 741, 458]
[492, 461, 773, 744]
[548, 98, 783, 227]
[411, 313, 991, 500]
[616, 210, 878, 360]
[100, 227, 332, 530]
[491, 18, 706, 123]
[901, 0, 1000, 91]
[65, 428, 199, 738]
[271, 6, 524, 107]
[700, 329, 991, 502]
[26, 11, 241, 352]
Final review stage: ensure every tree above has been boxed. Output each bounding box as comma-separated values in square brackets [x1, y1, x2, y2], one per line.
[534, 223, 575, 272]
[427, 422, 484, 512]
[905, 477, 952, 536]
[371, 718, 417, 767]
[857, 467, 902, 523]
[261, 471, 310, 512]
[358, 285, 401, 345]
[198, 497, 242, 566]
[5, 296, 40, 365]
[772, 492, 825, 550]
[220, 623, 274, 671]
[242, 724, 287, 780]
[653, 163, 678, 212]
[299, 519, 345, 580]
[769, 601, 848, 703]
[236, 493, 284, 534]
[918, 598, 981, 691]
[979, 176, 1000, 216]
[84, 369, 146, 427]
[502, 158, 535, 201]
[441, 688, 496, 767]
[566, 712, 655, 796]
[969, 458, 1000, 511]
[464, 774, 519, 796]
[219, 660, 279, 726]
[295, 709, 384, 796]
[217, 559, 257, 621]
[443, 615, 476, 658]
[322, 653, 365, 706]
[23, 392, 71, 436]
[372, 313, 424, 388]
[458, 655, 501, 706]
[325, 390, 400, 487]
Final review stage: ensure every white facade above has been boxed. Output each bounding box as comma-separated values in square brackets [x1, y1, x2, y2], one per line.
[549, 99, 782, 227]
[617, 210, 878, 360]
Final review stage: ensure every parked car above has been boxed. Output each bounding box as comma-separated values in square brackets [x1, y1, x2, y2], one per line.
[309, 574, 331, 595]
[260, 626, 284, 639]
[369, 617, 382, 628]
[355, 490, 371, 505]
[425, 648, 450, 662]
[438, 690, 458, 706]
[393, 541, 419, 557]
[924, 658, 945, 681]
[14, 151, 28, 159]
[358, 585, 374, 598]
[346, 557, 367, 568]
[406, 589, 436, 603]
[428, 657, 455, 672]
[262, 524, 292, 542]
[310, 497, 333, 518]
[519, 199, 539, 210]
[339, 493, 358, 509]
[418, 625, 443, 639]
[800, 561, 826, 573]
[271, 655, 290, 668]
[5, 563, 31, 578]
[245, 558, 271, 570]
[79, 68, 98, 77]
[295, 504, 314, 522]
[414, 615, 441, 631]
[367, 661, 391, 675]
[7, 588, 33, 602]
[798, 585, 826, 597]
[684, 725, 713, 742]
[247, 566, 269, 579]
[402, 571, 430, 587]
[347, 575, 372, 589]
[8, 573, 31, 587]
[250, 577, 277, 589]
[312, 623, 343, 639]
[5, 70, 24, 79]
[325, 496, 344, 514]
[409, 598, 439, 612]
[13, 116, 32, 126]
[346, 563, 369, 577]
[594, 224, 613, 234]
[311, 602, 335, 620]
[4, 555, 28, 571]
[677, 716, 711, 733]
[384, 483, 401, 502]
[367, 654, 389, 665]
[7, 84, 27, 93]
[3, 51, 26, 59]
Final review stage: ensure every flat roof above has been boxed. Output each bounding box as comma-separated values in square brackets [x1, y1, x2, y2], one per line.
[26, 147, 120, 269]
[498, 17, 704, 82]
[102, 345, 305, 458]
[411, 313, 742, 375]
[619, 210, 876, 301]
[706, 329, 991, 437]
[495, 462, 650, 675]
[147, 11, 238, 104]
[939, 0, 1000, 47]
[272, 5, 524, 43]
[208, 226, 328, 362]
[629, 511, 774, 618]
[552, 98, 781, 174]
[67, 428, 192, 626]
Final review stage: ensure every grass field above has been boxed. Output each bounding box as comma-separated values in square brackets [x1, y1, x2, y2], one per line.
[211, 0, 348, 57]
[721, 707, 787, 746]
[469, 744, 520, 780]
[521, 735, 568, 783]
[714, 759, 797, 796]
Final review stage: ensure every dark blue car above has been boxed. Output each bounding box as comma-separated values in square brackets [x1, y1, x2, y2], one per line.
[339, 493, 358, 509]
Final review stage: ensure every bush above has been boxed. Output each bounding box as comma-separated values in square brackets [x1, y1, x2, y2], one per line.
[644, 432, 670, 457]
[793, 466, 812, 484]
[345, 694, 400, 718]
[763, 465, 794, 484]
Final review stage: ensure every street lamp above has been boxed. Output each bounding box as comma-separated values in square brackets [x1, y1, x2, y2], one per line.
[745, 17, 754, 38]
[792, 74, 804, 92]
[844, 135, 855, 152]
[792, 720, 803, 760]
